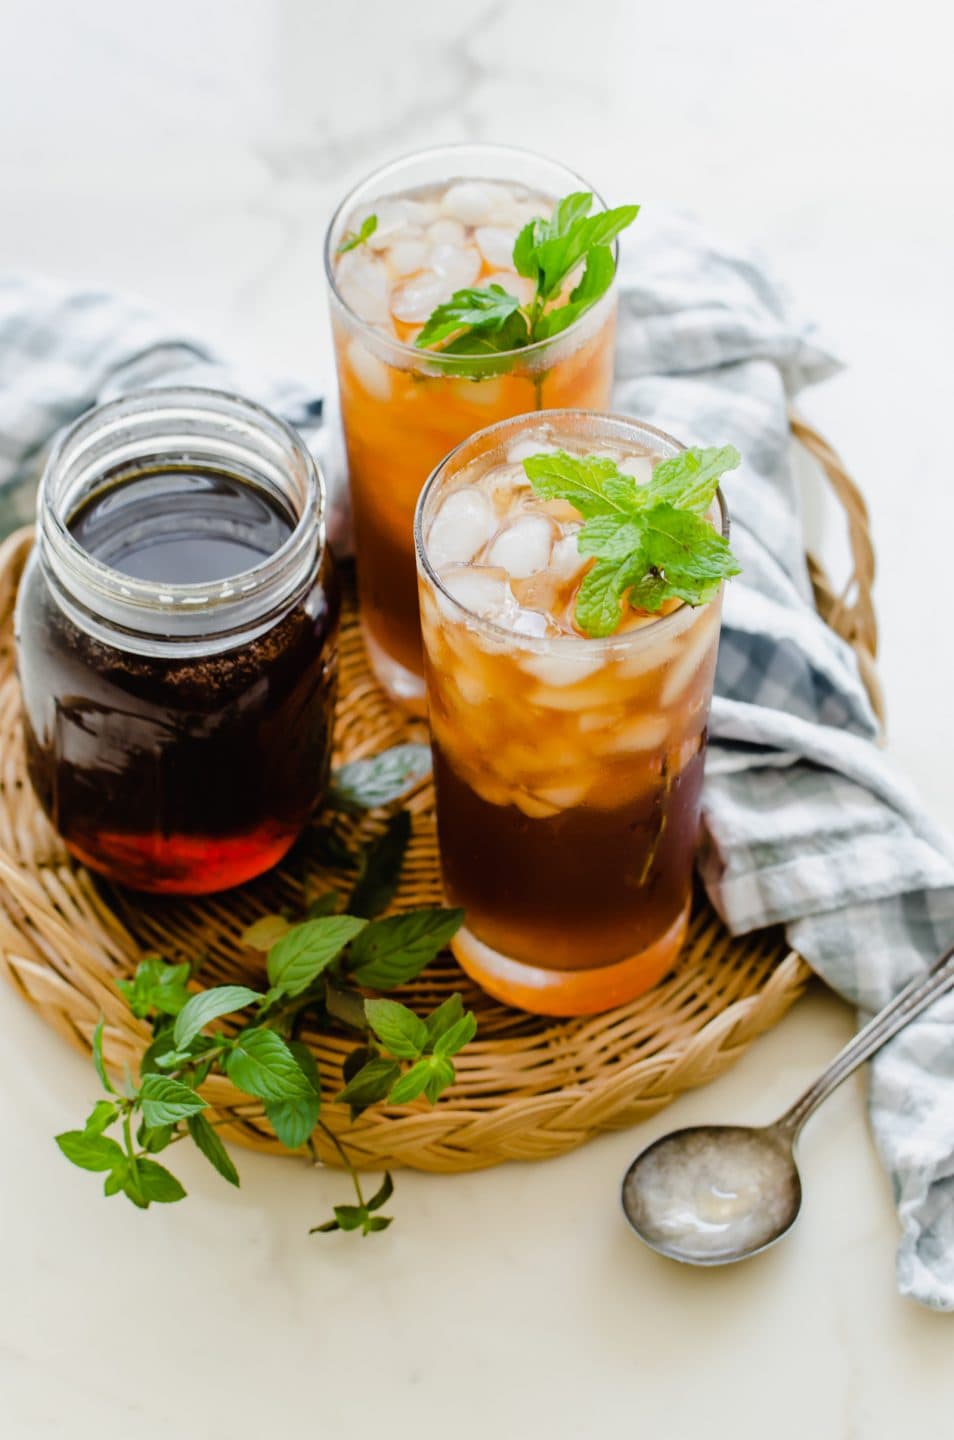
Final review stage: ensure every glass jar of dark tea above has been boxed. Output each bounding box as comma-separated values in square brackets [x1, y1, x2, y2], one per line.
[15, 388, 340, 894]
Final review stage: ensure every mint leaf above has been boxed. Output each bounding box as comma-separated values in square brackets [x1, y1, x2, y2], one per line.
[523, 445, 741, 636]
[336, 1058, 401, 1113]
[348, 906, 464, 990]
[513, 217, 544, 278]
[83, 1100, 118, 1137]
[522, 451, 634, 519]
[266, 916, 367, 998]
[242, 915, 292, 952]
[414, 190, 637, 363]
[328, 743, 431, 811]
[532, 200, 639, 299]
[415, 284, 523, 350]
[134, 1158, 187, 1205]
[423, 993, 464, 1048]
[264, 1041, 321, 1150]
[347, 811, 411, 919]
[56, 1130, 126, 1173]
[117, 956, 192, 1019]
[173, 985, 262, 1049]
[364, 998, 427, 1060]
[532, 243, 615, 341]
[337, 213, 377, 254]
[139, 1074, 207, 1127]
[431, 1011, 477, 1058]
[140, 1122, 175, 1153]
[91, 1017, 113, 1094]
[306, 891, 341, 919]
[226, 1029, 317, 1103]
[187, 1113, 240, 1187]
[423, 1056, 456, 1104]
[366, 1171, 393, 1212]
[635, 503, 740, 606]
[644, 445, 741, 514]
[574, 550, 649, 638]
[103, 1169, 127, 1197]
[386, 1061, 432, 1105]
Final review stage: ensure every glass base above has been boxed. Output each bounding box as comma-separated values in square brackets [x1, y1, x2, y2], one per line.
[362, 623, 427, 716]
[450, 902, 691, 1017]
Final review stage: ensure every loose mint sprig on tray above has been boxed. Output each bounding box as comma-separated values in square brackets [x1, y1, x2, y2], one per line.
[414, 190, 639, 358]
[55, 747, 473, 1238]
[523, 444, 743, 637]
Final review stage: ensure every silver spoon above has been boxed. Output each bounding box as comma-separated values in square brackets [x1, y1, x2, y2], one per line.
[621, 941, 954, 1265]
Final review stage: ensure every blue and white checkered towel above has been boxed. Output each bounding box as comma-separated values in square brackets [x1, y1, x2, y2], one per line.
[2, 218, 953, 1310]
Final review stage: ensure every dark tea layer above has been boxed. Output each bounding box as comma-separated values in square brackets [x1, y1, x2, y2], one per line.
[19, 466, 339, 893]
[433, 743, 705, 971]
[68, 463, 295, 583]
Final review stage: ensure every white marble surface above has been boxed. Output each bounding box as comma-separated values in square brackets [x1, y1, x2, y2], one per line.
[1, 1, 952, 1434]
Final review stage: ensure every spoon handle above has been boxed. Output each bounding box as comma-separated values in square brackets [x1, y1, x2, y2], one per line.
[777, 940, 954, 1138]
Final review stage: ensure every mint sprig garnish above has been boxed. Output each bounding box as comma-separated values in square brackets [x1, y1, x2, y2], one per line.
[54, 779, 472, 1237]
[523, 445, 742, 637]
[337, 213, 377, 254]
[413, 190, 638, 359]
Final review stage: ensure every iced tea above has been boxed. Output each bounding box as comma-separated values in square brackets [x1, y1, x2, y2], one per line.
[415, 412, 728, 1016]
[325, 146, 620, 709]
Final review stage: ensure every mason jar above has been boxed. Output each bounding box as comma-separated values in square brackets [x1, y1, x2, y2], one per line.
[15, 387, 340, 894]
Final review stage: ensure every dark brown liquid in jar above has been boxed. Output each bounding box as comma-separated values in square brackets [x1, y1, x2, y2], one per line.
[17, 462, 339, 893]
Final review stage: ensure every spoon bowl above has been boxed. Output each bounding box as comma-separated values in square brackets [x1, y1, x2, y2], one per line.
[620, 941, 954, 1267]
[621, 1123, 802, 1265]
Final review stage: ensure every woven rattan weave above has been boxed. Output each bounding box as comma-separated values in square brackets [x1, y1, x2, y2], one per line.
[0, 418, 877, 1172]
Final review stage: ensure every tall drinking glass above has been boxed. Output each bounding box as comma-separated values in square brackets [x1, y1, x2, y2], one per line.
[325, 145, 619, 710]
[414, 411, 728, 1017]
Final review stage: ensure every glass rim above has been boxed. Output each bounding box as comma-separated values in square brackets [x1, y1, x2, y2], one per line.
[37, 385, 326, 625]
[322, 141, 619, 368]
[413, 408, 731, 656]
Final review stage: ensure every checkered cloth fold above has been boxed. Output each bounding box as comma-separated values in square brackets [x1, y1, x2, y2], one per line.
[2, 220, 953, 1308]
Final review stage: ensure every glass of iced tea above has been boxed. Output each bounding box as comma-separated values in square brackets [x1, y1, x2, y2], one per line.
[325, 144, 630, 710]
[415, 410, 733, 1017]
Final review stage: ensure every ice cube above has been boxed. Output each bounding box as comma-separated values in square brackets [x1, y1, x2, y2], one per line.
[510, 608, 550, 638]
[336, 252, 391, 325]
[403, 197, 441, 227]
[618, 453, 655, 485]
[439, 564, 516, 623]
[391, 271, 452, 324]
[506, 437, 558, 464]
[534, 780, 591, 810]
[520, 648, 604, 686]
[483, 271, 535, 306]
[594, 713, 670, 756]
[364, 200, 420, 251]
[549, 528, 585, 580]
[441, 181, 502, 227]
[427, 217, 467, 246]
[660, 607, 719, 706]
[512, 791, 561, 819]
[430, 243, 481, 289]
[482, 462, 531, 501]
[387, 239, 432, 276]
[346, 339, 392, 401]
[427, 489, 495, 567]
[488, 515, 554, 578]
[475, 225, 519, 269]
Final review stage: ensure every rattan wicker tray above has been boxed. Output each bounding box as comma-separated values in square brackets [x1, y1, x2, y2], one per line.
[0, 418, 878, 1173]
